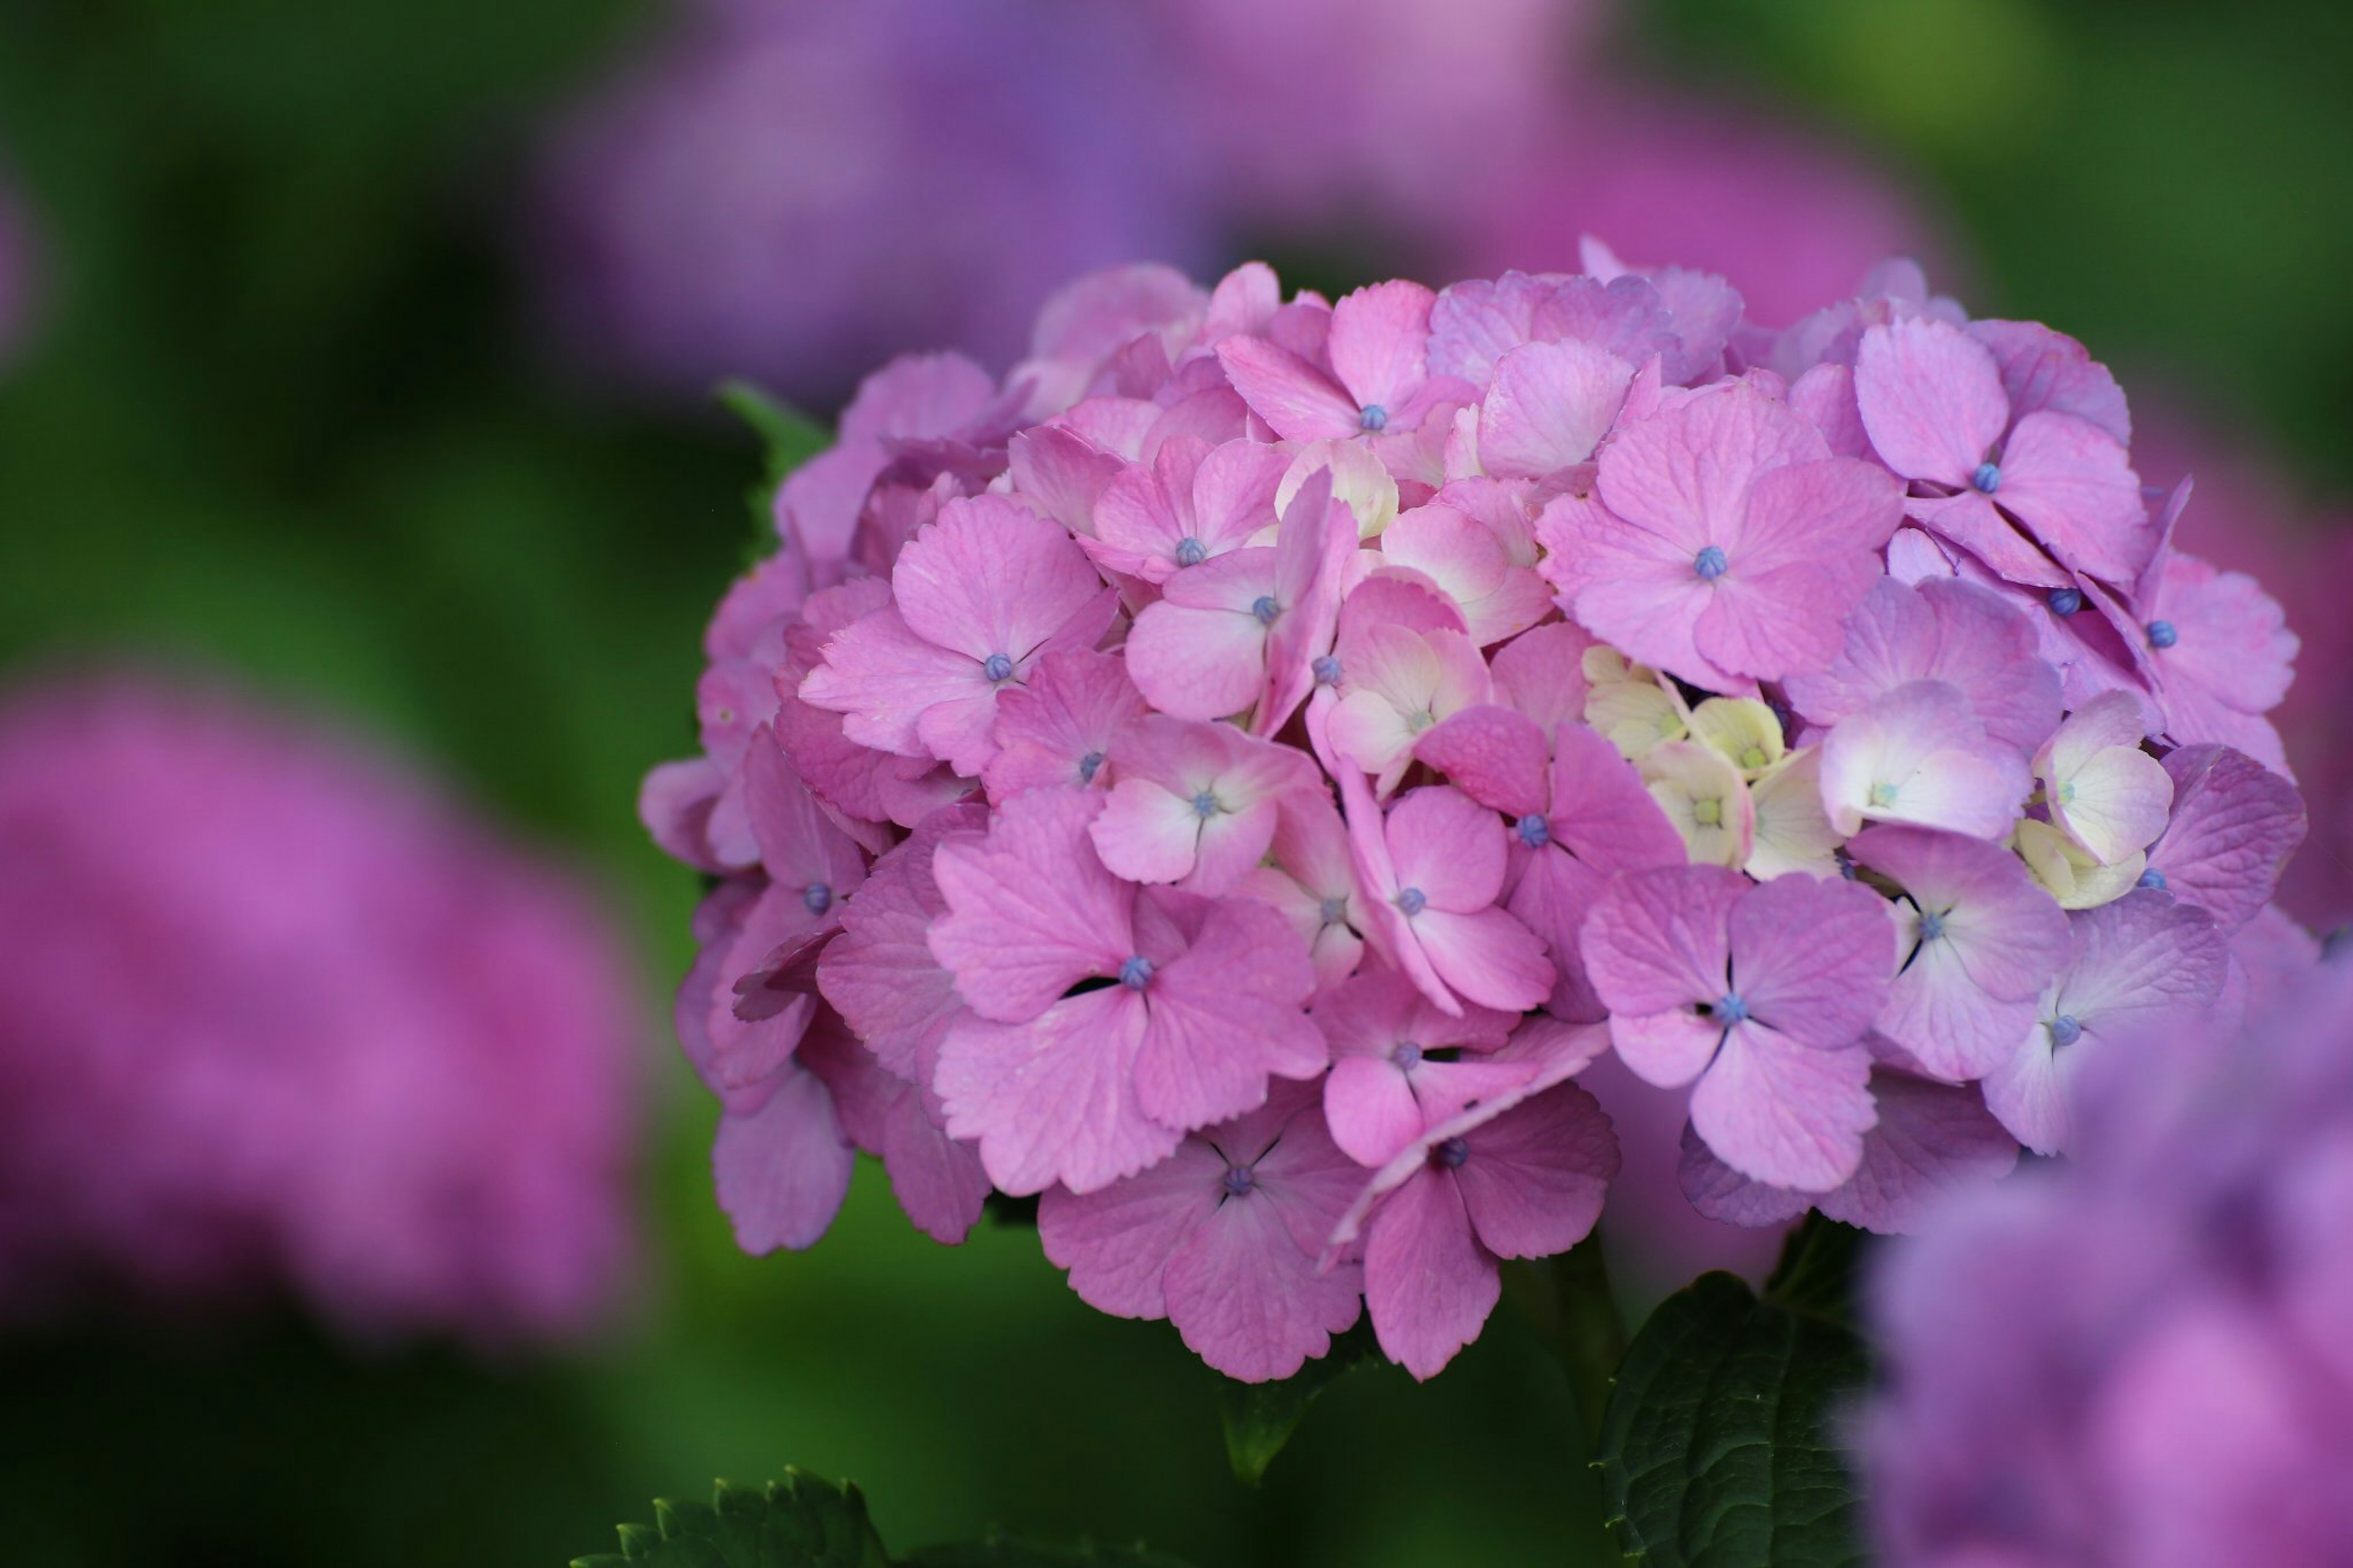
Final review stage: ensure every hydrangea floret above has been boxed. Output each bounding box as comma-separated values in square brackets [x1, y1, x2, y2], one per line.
[643, 251, 2308, 1382]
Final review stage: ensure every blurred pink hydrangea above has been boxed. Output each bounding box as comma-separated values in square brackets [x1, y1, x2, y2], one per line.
[0, 674, 644, 1347]
[645, 249, 2310, 1385]
[1865, 945, 2349, 1568]
[528, 0, 1938, 411]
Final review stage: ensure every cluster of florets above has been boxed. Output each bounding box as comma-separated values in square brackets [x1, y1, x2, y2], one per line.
[643, 249, 2309, 1382]
[0, 675, 643, 1346]
[1866, 949, 2353, 1567]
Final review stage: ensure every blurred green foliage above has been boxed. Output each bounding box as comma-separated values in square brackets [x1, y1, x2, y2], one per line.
[0, 1, 2344, 1565]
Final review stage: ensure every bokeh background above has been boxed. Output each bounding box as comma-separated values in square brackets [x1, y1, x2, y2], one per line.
[1, 1, 2347, 1564]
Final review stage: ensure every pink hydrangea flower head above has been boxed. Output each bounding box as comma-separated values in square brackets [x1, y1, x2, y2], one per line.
[1855, 317, 2149, 588]
[929, 790, 1324, 1194]
[1040, 1080, 1365, 1384]
[1539, 382, 1903, 687]
[1582, 866, 1895, 1192]
[0, 674, 642, 1344]
[1325, 1018, 1617, 1380]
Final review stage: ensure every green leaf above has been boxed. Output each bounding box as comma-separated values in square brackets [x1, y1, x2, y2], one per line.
[716, 380, 832, 490]
[1761, 1212, 1871, 1331]
[571, 1469, 892, 1568]
[572, 1471, 1197, 1568]
[1593, 1271, 1870, 1567]
[900, 1532, 1193, 1567]
[1214, 1320, 1378, 1486]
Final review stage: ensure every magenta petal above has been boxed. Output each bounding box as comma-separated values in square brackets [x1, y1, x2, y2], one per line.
[1676, 1122, 1814, 1229]
[1452, 1081, 1620, 1260]
[711, 1066, 854, 1254]
[1691, 1022, 1876, 1193]
[1362, 1167, 1500, 1382]
[1814, 1072, 2018, 1234]
[1038, 1138, 1222, 1319]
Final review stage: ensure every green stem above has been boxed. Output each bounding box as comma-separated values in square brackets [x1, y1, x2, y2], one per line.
[1504, 1228, 1628, 1446]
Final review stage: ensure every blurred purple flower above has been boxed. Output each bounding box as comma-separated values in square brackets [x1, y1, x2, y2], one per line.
[0, 673, 644, 1347]
[1866, 947, 2353, 1568]
[528, 0, 1210, 407]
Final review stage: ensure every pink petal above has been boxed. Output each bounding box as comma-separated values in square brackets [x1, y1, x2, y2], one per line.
[1966, 319, 2131, 444]
[1507, 843, 1613, 1021]
[1477, 339, 1635, 479]
[1547, 724, 1691, 871]
[1215, 336, 1359, 443]
[1690, 1023, 1876, 1193]
[1814, 1072, 2017, 1233]
[1328, 279, 1436, 413]
[1598, 381, 1827, 551]
[929, 789, 1130, 1022]
[1409, 904, 1555, 1013]
[1729, 873, 1896, 1051]
[1580, 863, 1746, 1015]
[893, 494, 1108, 663]
[1384, 784, 1509, 911]
[1362, 1167, 1499, 1381]
[800, 607, 984, 760]
[1490, 621, 1595, 733]
[1008, 425, 1127, 539]
[1091, 776, 1210, 885]
[1164, 1181, 1365, 1383]
[711, 1066, 854, 1254]
[1855, 317, 2009, 490]
[937, 988, 1180, 1195]
[1037, 1138, 1223, 1319]
[1452, 1081, 1620, 1260]
[1414, 705, 1550, 819]
[1994, 411, 2151, 584]
[1608, 1004, 1727, 1091]
[983, 648, 1145, 801]
[1124, 582, 1271, 724]
[2148, 745, 2306, 933]
[817, 803, 983, 1085]
[1132, 893, 1324, 1131]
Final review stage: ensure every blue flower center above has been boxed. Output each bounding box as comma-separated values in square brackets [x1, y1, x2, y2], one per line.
[1972, 461, 2002, 494]
[1173, 536, 1208, 567]
[1191, 790, 1221, 819]
[1317, 895, 1349, 926]
[1395, 887, 1428, 916]
[1434, 1136, 1470, 1170]
[1515, 812, 1552, 848]
[982, 652, 1015, 683]
[1358, 403, 1389, 432]
[1077, 749, 1105, 784]
[1693, 544, 1730, 581]
[2146, 620, 2179, 650]
[2049, 1013, 2082, 1048]
[1390, 1040, 1423, 1070]
[1251, 595, 1281, 625]
[1916, 909, 1945, 941]
[1715, 991, 1749, 1026]
[2138, 866, 2168, 890]
[2046, 587, 2083, 617]
[1312, 653, 1343, 685]
[802, 882, 833, 915]
[1221, 1165, 1256, 1197]
[1118, 955, 1155, 990]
